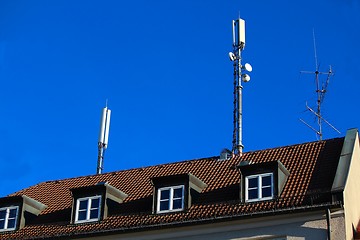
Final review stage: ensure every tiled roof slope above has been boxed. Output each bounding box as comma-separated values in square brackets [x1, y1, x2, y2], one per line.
[1, 137, 344, 239]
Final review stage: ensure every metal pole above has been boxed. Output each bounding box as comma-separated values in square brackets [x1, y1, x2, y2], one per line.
[231, 18, 246, 155]
[316, 73, 323, 140]
[232, 61, 237, 154]
[326, 208, 331, 240]
[97, 143, 104, 174]
[237, 45, 243, 154]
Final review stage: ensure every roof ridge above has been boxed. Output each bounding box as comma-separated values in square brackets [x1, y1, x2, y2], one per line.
[11, 136, 344, 196]
[14, 155, 221, 191]
[243, 136, 344, 155]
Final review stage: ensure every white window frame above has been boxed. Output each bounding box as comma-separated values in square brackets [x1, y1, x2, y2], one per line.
[0, 206, 19, 232]
[157, 185, 185, 213]
[74, 195, 102, 223]
[245, 173, 274, 202]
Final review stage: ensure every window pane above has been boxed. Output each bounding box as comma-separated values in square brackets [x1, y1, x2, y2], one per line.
[160, 189, 170, 200]
[262, 186, 272, 198]
[90, 209, 99, 219]
[0, 210, 5, 219]
[91, 198, 100, 208]
[7, 219, 16, 229]
[9, 208, 17, 218]
[248, 189, 258, 199]
[0, 219, 4, 229]
[79, 200, 88, 210]
[77, 210, 87, 221]
[173, 199, 183, 209]
[160, 200, 169, 211]
[248, 177, 258, 188]
[262, 175, 272, 186]
[173, 188, 183, 198]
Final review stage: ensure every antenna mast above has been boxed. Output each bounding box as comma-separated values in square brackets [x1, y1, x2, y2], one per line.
[229, 18, 252, 155]
[97, 105, 111, 174]
[300, 30, 340, 140]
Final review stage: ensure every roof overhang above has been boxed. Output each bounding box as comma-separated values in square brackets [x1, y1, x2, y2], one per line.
[22, 195, 47, 216]
[331, 128, 358, 192]
[0, 195, 47, 216]
[104, 182, 128, 203]
[151, 173, 207, 193]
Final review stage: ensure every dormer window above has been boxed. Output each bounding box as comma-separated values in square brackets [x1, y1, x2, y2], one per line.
[245, 173, 273, 202]
[157, 185, 184, 213]
[238, 160, 289, 203]
[70, 182, 127, 224]
[151, 173, 207, 214]
[0, 206, 19, 232]
[75, 196, 102, 223]
[0, 195, 46, 232]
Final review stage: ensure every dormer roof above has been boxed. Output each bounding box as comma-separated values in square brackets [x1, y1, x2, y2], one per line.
[0, 195, 47, 217]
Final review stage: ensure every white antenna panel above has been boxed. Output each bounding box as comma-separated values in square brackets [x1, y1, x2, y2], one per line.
[98, 107, 107, 143]
[232, 18, 245, 50]
[239, 18, 245, 48]
[97, 105, 111, 175]
[232, 20, 236, 45]
[103, 109, 111, 148]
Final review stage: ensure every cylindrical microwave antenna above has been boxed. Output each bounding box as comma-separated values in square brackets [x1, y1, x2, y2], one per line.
[98, 107, 111, 147]
[97, 106, 111, 174]
[103, 109, 111, 148]
[98, 107, 107, 144]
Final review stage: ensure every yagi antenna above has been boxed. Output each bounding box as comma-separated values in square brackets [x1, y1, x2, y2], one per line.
[228, 18, 252, 155]
[299, 30, 340, 140]
[97, 104, 111, 174]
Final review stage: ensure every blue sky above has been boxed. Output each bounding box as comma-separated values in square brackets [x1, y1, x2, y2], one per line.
[0, 0, 359, 197]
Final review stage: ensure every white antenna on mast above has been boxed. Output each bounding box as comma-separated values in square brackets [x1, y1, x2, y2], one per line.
[97, 103, 111, 174]
[228, 17, 252, 155]
[299, 30, 340, 140]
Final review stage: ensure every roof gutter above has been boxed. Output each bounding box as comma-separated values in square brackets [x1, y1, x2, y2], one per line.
[45, 202, 342, 240]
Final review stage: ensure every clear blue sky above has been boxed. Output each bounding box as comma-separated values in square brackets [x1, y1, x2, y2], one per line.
[0, 0, 359, 197]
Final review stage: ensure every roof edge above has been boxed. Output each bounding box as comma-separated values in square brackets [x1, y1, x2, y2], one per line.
[242, 136, 345, 156]
[51, 202, 342, 239]
[331, 128, 358, 192]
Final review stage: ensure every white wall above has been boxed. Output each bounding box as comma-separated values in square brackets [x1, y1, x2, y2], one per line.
[343, 130, 360, 239]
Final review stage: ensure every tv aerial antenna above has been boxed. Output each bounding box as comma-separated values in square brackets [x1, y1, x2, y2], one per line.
[228, 18, 252, 155]
[97, 102, 111, 174]
[299, 30, 340, 140]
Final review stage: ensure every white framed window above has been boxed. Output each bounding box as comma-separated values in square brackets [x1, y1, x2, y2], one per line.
[157, 185, 184, 213]
[0, 206, 19, 232]
[245, 173, 273, 202]
[75, 196, 101, 223]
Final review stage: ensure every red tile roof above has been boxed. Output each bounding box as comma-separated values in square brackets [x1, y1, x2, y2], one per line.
[1, 137, 344, 239]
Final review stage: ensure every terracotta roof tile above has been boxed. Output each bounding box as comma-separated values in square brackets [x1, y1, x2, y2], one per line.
[0, 137, 344, 239]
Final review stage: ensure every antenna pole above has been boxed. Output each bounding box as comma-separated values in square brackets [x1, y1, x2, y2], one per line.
[97, 106, 111, 174]
[236, 38, 244, 154]
[230, 18, 248, 155]
[313, 29, 323, 139]
[97, 144, 105, 174]
[316, 70, 323, 140]
[300, 31, 338, 140]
